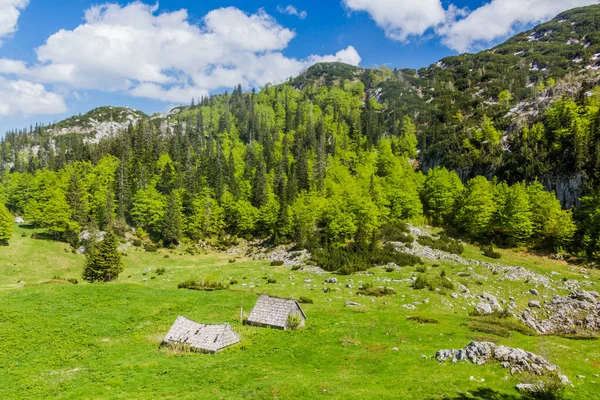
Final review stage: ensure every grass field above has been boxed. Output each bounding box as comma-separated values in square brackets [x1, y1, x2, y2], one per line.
[1, 226, 600, 399]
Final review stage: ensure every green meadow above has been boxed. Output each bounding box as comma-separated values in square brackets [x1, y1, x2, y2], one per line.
[2, 226, 600, 399]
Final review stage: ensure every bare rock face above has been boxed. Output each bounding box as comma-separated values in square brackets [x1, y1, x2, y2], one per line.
[435, 341, 566, 378]
[520, 290, 600, 334]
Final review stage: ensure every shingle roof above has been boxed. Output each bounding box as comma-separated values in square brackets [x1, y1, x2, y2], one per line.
[246, 295, 306, 329]
[163, 316, 240, 353]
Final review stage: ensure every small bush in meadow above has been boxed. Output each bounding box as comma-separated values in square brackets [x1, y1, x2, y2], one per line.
[270, 260, 285, 266]
[298, 296, 313, 304]
[357, 283, 396, 297]
[286, 313, 303, 330]
[481, 245, 501, 259]
[177, 279, 229, 291]
[144, 243, 158, 253]
[407, 316, 440, 324]
[155, 267, 166, 275]
[267, 278, 277, 284]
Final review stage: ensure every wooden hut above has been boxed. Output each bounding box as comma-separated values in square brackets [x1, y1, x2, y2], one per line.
[162, 316, 240, 353]
[246, 295, 306, 330]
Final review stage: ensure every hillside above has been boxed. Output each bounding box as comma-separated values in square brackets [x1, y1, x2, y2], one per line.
[1, 224, 600, 399]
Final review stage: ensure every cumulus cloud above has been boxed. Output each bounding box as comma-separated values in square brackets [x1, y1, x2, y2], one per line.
[277, 5, 307, 19]
[16, 2, 359, 103]
[0, 77, 67, 116]
[0, 0, 28, 45]
[343, 0, 446, 41]
[344, 0, 600, 52]
[439, 0, 600, 52]
[0, 58, 27, 74]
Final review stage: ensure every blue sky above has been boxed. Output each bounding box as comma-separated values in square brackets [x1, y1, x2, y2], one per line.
[0, 0, 598, 135]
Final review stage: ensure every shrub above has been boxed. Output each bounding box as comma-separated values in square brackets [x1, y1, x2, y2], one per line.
[407, 316, 440, 324]
[357, 283, 396, 297]
[177, 279, 229, 291]
[132, 239, 142, 247]
[481, 245, 501, 259]
[379, 221, 412, 242]
[267, 278, 277, 284]
[144, 243, 158, 252]
[521, 372, 567, 400]
[418, 234, 464, 255]
[228, 259, 236, 263]
[312, 243, 421, 275]
[298, 296, 313, 304]
[291, 265, 301, 271]
[416, 265, 427, 273]
[270, 260, 284, 266]
[67, 278, 78, 284]
[230, 279, 238, 285]
[155, 267, 166, 275]
[385, 267, 395, 272]
[286, 313, 303, 330]
[412, 274, 454, 291]
[413, 275, 429, 290]
[467, 315, 536, 337]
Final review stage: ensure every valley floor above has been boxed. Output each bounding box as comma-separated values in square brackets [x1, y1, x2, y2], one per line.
[1, 226, 600, 399]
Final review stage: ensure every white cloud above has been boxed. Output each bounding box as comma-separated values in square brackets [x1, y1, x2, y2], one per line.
[343, 0, 446, 41]
[440, 0, 600, 52]
[343, 0, 600, 52]
[277, 5, 307, 19]
[20, 2, 359, 103]
[308, 46, 362, 66]
[0, 77, 67, 116]
[0, 0, 28, 45]
[0, 58, 27, 74]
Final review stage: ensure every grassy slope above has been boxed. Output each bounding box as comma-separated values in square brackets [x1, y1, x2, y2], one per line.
[1, 226, 600, 399]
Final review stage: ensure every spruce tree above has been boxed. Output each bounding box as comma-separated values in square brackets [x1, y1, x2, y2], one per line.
[82, 231, 124, 282]
[162, 192, 182, 247]
[0, 203, 12, 245]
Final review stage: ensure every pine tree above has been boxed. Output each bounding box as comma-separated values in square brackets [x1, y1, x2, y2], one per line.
[82, 231, 124, 282]
[0, 203, 12, 245]
[162, 192, 182, 247]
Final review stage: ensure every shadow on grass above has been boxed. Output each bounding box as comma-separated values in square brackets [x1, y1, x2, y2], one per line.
[435, 387, 523, 400]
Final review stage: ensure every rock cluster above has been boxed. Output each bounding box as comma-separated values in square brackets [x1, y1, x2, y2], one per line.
[521, 290, 600, 334]
[435, 341, 564, 377]
[475, 292, 503, 315]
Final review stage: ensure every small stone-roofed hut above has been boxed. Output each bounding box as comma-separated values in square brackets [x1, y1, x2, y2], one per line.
[246, 295, 307, 330]
[162, 316, 240, 353]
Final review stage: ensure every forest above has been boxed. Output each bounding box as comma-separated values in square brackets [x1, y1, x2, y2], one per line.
[0, 79, 587, 270]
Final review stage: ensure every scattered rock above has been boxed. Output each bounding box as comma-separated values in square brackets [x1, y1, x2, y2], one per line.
[528, 300, 541, 308]
[13, 216, 24, 224]
[435, 342, 562, 376]
[324, 278, 338, 284]
[521, 290, 600, 334]
[345, 301, 361, 307]
[530, 289, 539, 296]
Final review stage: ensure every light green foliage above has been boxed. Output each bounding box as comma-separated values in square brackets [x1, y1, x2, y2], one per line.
[527, 182, 575, 248]
[456, 176, 497, 239]
[82, 231, 124, 282]
[498, 182, 533, 246]
[131, 186, 166, 234]
[498, 89, 512, 107]
[422, 167, 464, 225]
[397, 116, 418, 159]
[0, 203, 12, 245]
